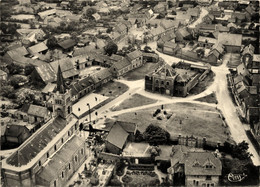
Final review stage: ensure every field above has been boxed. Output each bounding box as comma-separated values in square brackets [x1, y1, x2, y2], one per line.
[111, 94, 158, 111]
[113, 102, 230, 143]
[124, 62, 160, 81]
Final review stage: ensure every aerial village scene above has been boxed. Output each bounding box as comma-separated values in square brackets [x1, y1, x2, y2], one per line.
[0, 0, 260, 186]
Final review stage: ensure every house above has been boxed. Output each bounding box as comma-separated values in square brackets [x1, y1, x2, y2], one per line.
[159, 31, 176, 43]
[92, 13, 101, 21]
[27, 42, 48, 55]
[69, 77, 94, 101]
[187, 7, 200, 20]
[38, 9, 56, 20]
[185, 152, 222, 186]
[198, 36, 217, 48]
[60, 1, 70, 9]
[2, 125, 31, 145]
[110, 57, 132, 78]
[160, 20, 180, 31]
[126, 50, 143, 70]
[217, 33, 242, 53]
[91, 69, 112, 89]
[15, 104, 52, 124]
[168, 146, 222, 186]
[242, 44, 255, 66]
[175, 28, 192, 42]
[162, 42, 180, 55]
[114, 23, 128, 35]
[0, 69, 8, 81]
[153, 2, 166, 13]
[105, 121, 137, 154]
[150, 26, 166, 41]
[175, 11, 191, 25]
[247, 55, 260, 74]
[58, 39, 77, 52]
[231, 12, 247, 23]
[202, 14, 215, 24]
[197, 24, 216, 33]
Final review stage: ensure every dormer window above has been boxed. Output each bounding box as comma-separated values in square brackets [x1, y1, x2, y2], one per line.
[203, 159, 215, 169]
[193, 159, 200, 167]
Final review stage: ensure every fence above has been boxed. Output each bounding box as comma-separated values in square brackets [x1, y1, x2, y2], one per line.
[177, 135, 221, 148]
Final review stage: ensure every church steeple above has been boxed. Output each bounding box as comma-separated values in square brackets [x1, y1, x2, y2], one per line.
[56, 65, 66, 94]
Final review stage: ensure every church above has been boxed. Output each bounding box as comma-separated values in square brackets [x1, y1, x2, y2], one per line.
[2, 66, 87, 187]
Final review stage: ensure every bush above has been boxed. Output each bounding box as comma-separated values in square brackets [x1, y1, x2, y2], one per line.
[157, 116, 162, 120]
[122, 175, 133, 183]
[158, 160, 171, 173]
[143, 124, 170, 144]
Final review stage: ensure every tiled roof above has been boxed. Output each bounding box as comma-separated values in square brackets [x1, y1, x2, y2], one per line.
[27, 104, 49, 118]
[185, 152, 222, 176]
[90, 69, 112, 83]
[6, 117, 67, 167]
[217, 33, 242, 47]
[111, 58, 131, 71]
[36, 135, 84, 183]
[35, 64, 56, 83]
[58, 39, 77, 50]
[126, 50, 142, 61]
[4, 125, 29, 137]
[28, 42, 48, 54]
[114, 121, 136, 133]
[198, 36, 217, 44]
[106, 123, 129, 149]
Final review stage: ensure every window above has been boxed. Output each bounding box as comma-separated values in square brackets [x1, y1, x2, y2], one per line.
[75, 155, 78, 162]
[75, 124, 77, 130]
[54, 180, 57, 187]
[68, 131, 71, 136]
[61, 171, 64, 179]
[155, 80, 159, 84]
[47, 152, 49, 158]
[61, 138, 64, 143]
[161, 81, 164, 85]
[206, 176, 212, 180]
[54, 145, 57, 151]
[55, 100, 62, 105]
[69, 163, 71, 170]
[166, 81, 169, 86]
[38, 161, 41, 166]
[81, 148, 84, 155]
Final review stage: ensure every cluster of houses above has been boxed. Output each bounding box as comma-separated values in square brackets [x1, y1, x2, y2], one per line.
[229, 45, 260, 154]
[154, 2, 258, 66]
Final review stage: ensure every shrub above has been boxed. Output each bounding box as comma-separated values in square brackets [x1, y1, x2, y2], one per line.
[157, 116, 162, 120]
[143, 124, 170, 144]
[122, 175, 133, 183]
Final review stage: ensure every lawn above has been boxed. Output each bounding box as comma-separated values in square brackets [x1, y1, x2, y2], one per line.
[94, 81, 129, 100]
[113, 102, 230, 143]
[111, 93, 158, 111]
[189, 71, 215, 95]
[195, 92, 218, 104]
[122, 170, 159, 186]
[124, 62, 160, 81]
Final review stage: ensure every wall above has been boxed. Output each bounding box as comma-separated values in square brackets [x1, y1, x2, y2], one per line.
[186, 175, 219, 186]
[105, 141, 121, 155]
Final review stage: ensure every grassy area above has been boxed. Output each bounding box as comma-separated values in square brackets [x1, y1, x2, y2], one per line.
[195, 92, 218, 104]
[113, 102, 230, 143]
[124, 62, 160, 81]
[94, 81, 129, 100]
[112, 94, 158, 111]
[122, 171, 159, 186]
[189, 71, 215, 95]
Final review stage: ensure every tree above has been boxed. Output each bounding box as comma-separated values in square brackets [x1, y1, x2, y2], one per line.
[9, 75, 28, 89]
[232, 141, 252, 160]
[7, 64, 24, 75]
[144, 46, 152, 53]
[85, 8, 96, 18]
[0, 85, 14, 98]
[143, 124, 170, 144]
[104, 42, 118, 56]
[46, 36, 58, 49]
